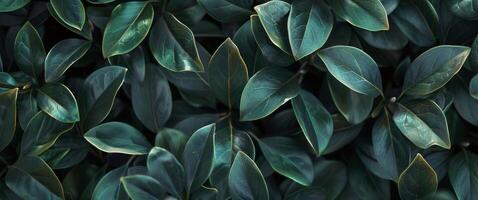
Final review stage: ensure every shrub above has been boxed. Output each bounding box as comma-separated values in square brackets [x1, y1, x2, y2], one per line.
[0, 0, 477, 199]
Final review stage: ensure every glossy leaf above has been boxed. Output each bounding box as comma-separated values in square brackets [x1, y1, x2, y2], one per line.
[447, 0, 478, 20]
[292, 90, 333, 155]
[47, 3, 93, 40]
[240, 67, 300, 121]
[14, 22, 45, 78]
[37, 83, 79, 123]
[149, 12, 204, 72]
[102, 1, 154, 58]
[121, 175, 163, 200]
[44, 38, 91, 82]
[92, 165, 129, 200]
[398, 154, 438, 200]
[154, 128, 188, 158]
[390, 2, 435, 47]
[0, 0, 30, 12]
[469, 74, 478, 100]
[255, 1, 291, 54]
[84, 122, 152, 155]
[208, 38, 249, 108]
[318, 45, 383, 97]
[329, 0, 389, 31]
[131, 63, 172, 133]
[147, 147, 184, 198]
[229, 152, 269, 200]
[0, 88, 18, 151]
[402, 45, 470, 96]
[449, 150, 478, 200]
[288, 0, 333, 60]
[198, 0, 252, 23]
[50, 0, 86, 30]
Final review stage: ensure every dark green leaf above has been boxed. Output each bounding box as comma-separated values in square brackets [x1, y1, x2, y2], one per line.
[329, 0, 389, 31]
[229, 152, 269, 200]
[37, 83, 79, 123]
[391, 2, 435, 47]
[14, 22, 45, 78]
[448, 150, 478, 200]
[121, 175, 163, 200]
[398, 154, 438, 200]
[84, 122, 151, 155]
[44, 38, 91, 82]
[147, 147, 184, 198]
[49, 0, 86, 30]
[154, 128, 188, 158]
[47, 3, 93, 40]
[255, 1, 291, 54]
[92, 165, 129, 200]
[0, 88, 18, 151]
[469, 74, 478, 100]
[447, 0, 478, 20]
[0, 0, 30, 12]
[198, 0, 252, 23]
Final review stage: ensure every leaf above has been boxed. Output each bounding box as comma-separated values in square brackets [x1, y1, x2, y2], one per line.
[62, 164, 105, 200]
[291, 90, 333, 155]
[154, 128, 188, 158]
[453, 78, 478, 126]
[318, 45, 383, 97]
[5, 156, 64, 199]
[17, 90, 38, 130]
[49, 0, 86, 30]
[37, 83, 80, 123]
[108, 46, 146, 83]
[254, 1, 291, 54]
[287, 0, 333, 60]
[329, 0, 389, 31]
[228, 152, 269, 200]
[182, 124, 215, 194]
[147, 147, 185, 198]
[208, 38, 249, 108]
[0, 88, 18, 151]
[469, 74, 478, 100]
[327, 75, 373, 124]
[131, 63, 172, 133]
[390, 2, 435, 47]
[447, 0, 478, 20]
[79, 66, 127, 130]
[398, 154, 438, 200]
[92, 165, 129, 200]
[240, 67, 300, 121]
[44, 38, 91, 82]
[102, 1, 154, 58]
[355, 20, 408, 50]
[14, 22, 45, 78]
[149, 12, 204, 72]
[393, 100, 450, 149]
[197, 0, 253, 23]
[121, 175, 163, 200]
[47, 3, 93, 40]
[250, 14, 294, 67]
[21, 111, 74, 156]
[254, 136, 314, 186]
[87, 0, 115, 4]
[348, 156, 390, 200]
[402, 45, 470, 96]
[448, 150, 478, 200]
[0, 0, 30, 12]
[84, 122, 151, 155]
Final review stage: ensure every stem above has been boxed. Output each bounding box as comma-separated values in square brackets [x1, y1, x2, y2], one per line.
[297, 61, 309, 84]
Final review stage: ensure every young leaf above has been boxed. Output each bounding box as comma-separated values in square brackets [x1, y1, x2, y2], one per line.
[398, 154, 438, 200]
[228, 152, 269, 200]
[254, 136, 314, 186]
[197, 0, 253, 23]
[79, 66, 127, 130]
[44, 38, 91, 82]
[147, 147, 185, 198]
[49, 0, 86, 30]
[240, 67, 300, 121]
[291, 90, 333, 155]
[318, 45, 383, 97]
[102, 1, 154, 57]
[448, 150, 478, 200]
[149, 12, 204, 72]
[393, 100, 450, 149]
[329, 0, 389, 31]
[255, 1, 291, 54]
[37, 83, 80, 123]
[402, 45, 470, 96]
[288, 0, 333, 60]
[21, 111, 74, 156]
[182, 124, 215, 194]
[14, 22, 45, 78]
[0, 88, 18, 151]
[121, 175, 163, 200]
[84, 122, 152, 155]
[131, 63, 172, 133]
[208, 38, 249, 108]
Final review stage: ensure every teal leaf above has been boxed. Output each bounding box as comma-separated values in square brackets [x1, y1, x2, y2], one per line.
[47, 3, 93, 40]
[228, 152, 269, 200]
[288, 0, 333, 60]
[0, 0, 30, 12]
[14, 22, 45, 78]
[447, 0, 478, 20]
[44, 38, 91, 82]
[92, 165, 129, 200]
[398, 154, 438, 200]
[402, 45, 470, 96]
[390, 2, 435, 47]
[208, 38, 249, 108]
[198, 0, 253, 23]
[0, 88, 18, 151]
[84, 122, 152, 155]
[182, 124, 215, 194]
[448, 150, 478, 200]
[255, 1, 291, 54]
[147, 147, 185, 198]
[329, 0, 389, 31]
[240, 67, 300, 121]
[121, 175, 163, 200]
[154, 128, 188, 158]
[318, 45, 383, 97]
[102, 1, 154, 57]
[291, 90, 333, 155]
[469, 74, 478, 100]
[37, 83, 80, 123]
[149, 12, 204, 72]
[393, 100, 450, 149]
[49, 0, 86, 30]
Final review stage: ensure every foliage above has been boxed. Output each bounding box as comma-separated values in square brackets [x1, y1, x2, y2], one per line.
[0, 0, 478, 199]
